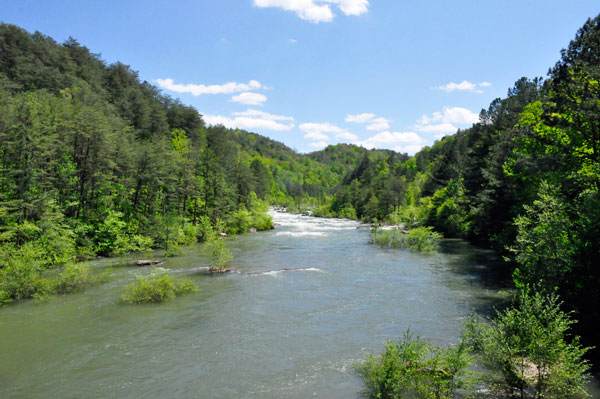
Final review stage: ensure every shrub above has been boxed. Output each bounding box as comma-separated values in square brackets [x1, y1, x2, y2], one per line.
[52, 263, 98, 294]
[203, 236, 233, 271]
[0, 241, 109, 304]
[122, 268, 198, 303]
[371, 226, 441, 252]
[94, 210, 153, 256]
[357, 330, 473, 399]
[0, 242, 49, 302]
[466, 288, 591, 398]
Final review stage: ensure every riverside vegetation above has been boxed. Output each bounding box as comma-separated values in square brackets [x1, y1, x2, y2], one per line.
[122, 268, 197, 304]
[1, 13, 600, 398]
[358, 288, 590, 399]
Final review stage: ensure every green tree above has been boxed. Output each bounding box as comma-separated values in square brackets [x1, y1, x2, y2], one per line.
[509, 182, 577, 291]
[358, 330, 473, 399]
[467, 288, 591, 399]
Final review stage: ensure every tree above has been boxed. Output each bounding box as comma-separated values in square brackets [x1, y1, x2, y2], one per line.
[467, 288, 591, 399]
[508, 181, 577, 292]
[358, 330, 473, 399]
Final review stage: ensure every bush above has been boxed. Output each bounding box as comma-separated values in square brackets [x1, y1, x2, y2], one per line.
[0, 242, 50, 302]
[357, 330, 473, 399]
[466, 288, 591, 398]
[122, 268, 198, 303]
[94, 210, 153, 256]
[52, 263, 102, 294]
[371, 226, 441, 252]
[203, 235, 233, 271]
[0, 241, 109, 304]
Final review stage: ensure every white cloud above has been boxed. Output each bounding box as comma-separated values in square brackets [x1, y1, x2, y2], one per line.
[436, 80, 491, 94]
[254, 0, 368, 23]
[309, 141, 329, 149]
[156, 78, 262, 96]
[203, 108, 294, 131]
[233, 109, 294, 121]
[300, 121, 345, 137]
[366, 117, 391, 131]
[414, 106, 479, 134]
[300, 121, 358, 143]
[442, 106, 479, 124]
[357, 131, 423, 152]
[393, 144, 423, 155]
[336, 131, 358, 140]
[230, 92, 268, 105]
[346, 113, 390, 131]
[332, 0, 369, 15]
[345, 112, 375, 123]
[415, 122, 458, 134]
[289, 38, 297, 43]
[304, 131, 330, 141]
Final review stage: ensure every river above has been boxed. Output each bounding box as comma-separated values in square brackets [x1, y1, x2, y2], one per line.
[0, 212, 516, 398]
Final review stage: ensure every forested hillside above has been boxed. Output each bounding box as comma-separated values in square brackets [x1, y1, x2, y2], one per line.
[0, 23, 394, 303]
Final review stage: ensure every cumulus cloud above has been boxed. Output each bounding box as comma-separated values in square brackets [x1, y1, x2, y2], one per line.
[436, 80, 491, 94]
[414, 122, 458, 134]
[333, 0, 369, 15]
[393, 144, 424, 155]
[304, 131, 329, 141]
[230, 92, 267, 105]
[366, 117, 391, 131]
[233, 109, 294, 121]
[345, 112, 375, 123]
[356, 131, 423, 154]
[300, 122, 345, 140]
[346, 113, 391, 130]
[254, 0, 368, 23]
[156, 78, 262, 96]
[203, 108, 294, 131]
[414, 106, 479, 135]
[309, 140, 329, 149]
[336, 131, 358, 140]
[300, 121, 358, 143]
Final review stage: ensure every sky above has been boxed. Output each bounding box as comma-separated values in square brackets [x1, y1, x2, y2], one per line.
[2, 1, 599, 154]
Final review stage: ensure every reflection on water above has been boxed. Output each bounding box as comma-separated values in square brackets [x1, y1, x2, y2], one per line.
[0, 212, 566, 398]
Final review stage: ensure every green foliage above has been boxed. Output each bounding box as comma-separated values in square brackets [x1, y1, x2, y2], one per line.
[0, 240, 107, 304]
[509, 182, 577, 291]
[466, 288, 591, 398]
[52, 263, 100, 295]
[203, 235, 234, 271]
[227, 194, 273, 233]
[121, 268, 197, 303]
[371, 226, 441, 252]
[357, 330, 473, 399]
[428, 179, 471, 238]
[94, 210, 153, 256]
[0, 242, 49, 302]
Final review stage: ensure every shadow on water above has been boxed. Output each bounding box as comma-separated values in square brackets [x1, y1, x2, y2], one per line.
[439, 239, 514, 318]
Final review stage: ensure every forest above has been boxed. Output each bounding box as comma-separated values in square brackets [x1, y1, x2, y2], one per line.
[1, 13, 599, 398]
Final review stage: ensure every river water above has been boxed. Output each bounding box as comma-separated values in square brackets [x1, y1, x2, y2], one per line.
[1, 212, 513, 398]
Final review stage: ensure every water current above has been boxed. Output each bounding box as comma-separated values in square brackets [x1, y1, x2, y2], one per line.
[0, 212, 520, 398]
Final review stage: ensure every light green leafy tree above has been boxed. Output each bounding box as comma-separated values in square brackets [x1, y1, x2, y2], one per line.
[466, 288, 591, 399]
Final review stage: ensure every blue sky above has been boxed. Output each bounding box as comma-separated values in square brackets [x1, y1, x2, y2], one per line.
[2, 1, 599, 153]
